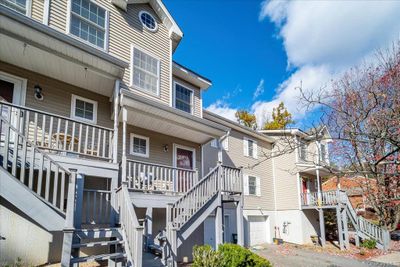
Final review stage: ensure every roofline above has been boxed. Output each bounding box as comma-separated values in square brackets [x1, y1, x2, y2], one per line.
[203, 110, 275, 143]
[173, 61, 212, 85]
[0, 6, 129, 69]
[259, 129, 309, 137]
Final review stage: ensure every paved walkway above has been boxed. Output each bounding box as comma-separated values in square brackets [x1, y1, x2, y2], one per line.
[371, 252, 400, 266]
[254, 244, 398, 267]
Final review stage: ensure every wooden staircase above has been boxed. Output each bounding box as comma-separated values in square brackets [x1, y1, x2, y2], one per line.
[165, 165, 243, 266]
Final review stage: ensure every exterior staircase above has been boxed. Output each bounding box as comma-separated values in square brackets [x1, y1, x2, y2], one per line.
[165, 165, 243, 266]
[339, 191, 391, 250]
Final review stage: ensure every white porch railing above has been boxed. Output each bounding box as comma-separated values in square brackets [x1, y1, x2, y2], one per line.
[0, 112, 71, 214]
[116, 183, 144, 267]
[0, 102, 114, 161]
[82, 189, 112, 225]
[125, 159, 198, 193]
[300, 190, 343, 206]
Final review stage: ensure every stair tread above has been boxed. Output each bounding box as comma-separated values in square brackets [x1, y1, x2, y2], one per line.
[71, 252, 126, 263]
[75, 227, 121, 232]
[72, 240, 124, 248]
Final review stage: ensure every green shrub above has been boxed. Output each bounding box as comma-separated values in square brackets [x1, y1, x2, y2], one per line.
[361, 239, 377, 249]
[192, 244, 272, 267]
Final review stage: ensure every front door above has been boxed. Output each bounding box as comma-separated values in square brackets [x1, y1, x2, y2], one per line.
[174, 145, 195, 192]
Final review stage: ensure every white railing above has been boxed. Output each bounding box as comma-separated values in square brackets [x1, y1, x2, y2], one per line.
[116, 183, 143, 267]
[0, 102, 114, 161]
[82, 189, 111, 225]
[301, 190, 343, 206]
[169, 165, 242, 229]
[126, 159, 198, 193]
[0, 113, 71, 214]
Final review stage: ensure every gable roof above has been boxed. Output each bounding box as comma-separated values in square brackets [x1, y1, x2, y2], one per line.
[111, 0, 183, 51]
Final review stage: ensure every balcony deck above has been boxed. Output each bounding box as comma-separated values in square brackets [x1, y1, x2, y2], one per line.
[301, 190, 346, 209]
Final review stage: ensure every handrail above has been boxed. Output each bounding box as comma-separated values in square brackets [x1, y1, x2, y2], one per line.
[0, 101, 113, 131]
[1, 101, 114, 160]
[0, 114, 71, 213]
[116, 183, 143, 267]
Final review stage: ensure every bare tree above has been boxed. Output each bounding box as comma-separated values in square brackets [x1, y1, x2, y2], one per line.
[298, 41, 400, 231]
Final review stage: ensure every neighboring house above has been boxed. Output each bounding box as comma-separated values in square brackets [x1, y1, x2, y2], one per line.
[0, 1, 243, 266]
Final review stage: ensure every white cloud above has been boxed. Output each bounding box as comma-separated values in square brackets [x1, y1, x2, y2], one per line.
[252, 0, 400, 126]
[206, 100, 237, 122]
[253, 79, 265, 100]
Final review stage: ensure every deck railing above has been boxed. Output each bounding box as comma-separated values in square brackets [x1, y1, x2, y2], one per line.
[82, 189, 112, 225]
[0, 113, 72, 214]
[116, 183, 143, 267]
[301, 190, 345, 206]
[125, 159, 198, 193]
[0, 102, 114, 161]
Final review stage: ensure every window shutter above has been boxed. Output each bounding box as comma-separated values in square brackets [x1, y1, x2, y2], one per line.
[256, 177, 261, 196]
[243, 138, 248, 156]
[254, 141, 258, 159]
[243, 175, 249, 195]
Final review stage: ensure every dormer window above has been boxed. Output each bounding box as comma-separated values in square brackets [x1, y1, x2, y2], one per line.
[1, 0, 28, 15]
[139, 11, 157, 32]
[174, 82, 193, 114]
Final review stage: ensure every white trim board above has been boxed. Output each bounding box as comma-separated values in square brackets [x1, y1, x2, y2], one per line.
[0, 71, 27, 105]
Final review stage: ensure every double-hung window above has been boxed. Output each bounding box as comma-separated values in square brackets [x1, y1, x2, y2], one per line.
[131, 47, 160, 95]
[71, 94, 97, 123]
[243, 137, 257, 159]
[174, 83, 193, 114]
[70, 0, 107, 49]
[130, 134, 149, 158]
[1, 0, 28, 15]
[244, 175, 260, 196]
[299, 141, 307, 161]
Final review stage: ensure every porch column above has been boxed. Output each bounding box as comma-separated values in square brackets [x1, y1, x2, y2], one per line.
[74, 173, 85, 229]
[112, 79, 120, 164]
[336, 206, 344, 250]
[215, 204, 223, 248]
[318, 209, 326, 247]
[145, 207, 153, 250]
[122, 106, 127, 183]
[236, 195, 244, 246]
[316, 167, 322, 206]
[341, 207, 350, 249]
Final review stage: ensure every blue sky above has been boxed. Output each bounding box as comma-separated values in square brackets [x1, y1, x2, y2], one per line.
[164, 0, 400, 127]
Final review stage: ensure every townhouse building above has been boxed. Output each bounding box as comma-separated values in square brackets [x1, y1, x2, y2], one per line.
[0, 0, 389, 266]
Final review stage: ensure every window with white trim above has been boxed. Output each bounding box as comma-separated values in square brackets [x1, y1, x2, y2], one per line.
[70, 0, 107, 49]
[244, 175, 261, 196]
[299, 141, 307, 161]
[71, 95, 97, 123]
[132, 47, 160, 95]
[243, 137, 257, 159]
[211, 138, 229, 151]
[130, 134, 149, 158]
[0, 0, 28, 14]
[174, 83, 193, 114]
[139, 11, 157, 32]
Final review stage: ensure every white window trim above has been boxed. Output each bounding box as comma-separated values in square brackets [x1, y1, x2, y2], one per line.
[70, 94, 98, 124]
[138, 10, 158, 32]
[66, 0, 110, 51]
[172, 143, 196, 170]
[172, 81, 194, 115]
[244, 174, 261, 196]
[130, 44, 161, 97]
[243, 136, 258, 159]
[1, 0, 32, 16]
[130, 133, 150, 158]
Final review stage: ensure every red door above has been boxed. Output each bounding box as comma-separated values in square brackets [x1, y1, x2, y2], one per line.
[175, 147, 194, 192]
[302, 179, 308, 193]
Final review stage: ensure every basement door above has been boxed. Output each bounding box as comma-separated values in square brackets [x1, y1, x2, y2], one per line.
[248, 216, 269, 246]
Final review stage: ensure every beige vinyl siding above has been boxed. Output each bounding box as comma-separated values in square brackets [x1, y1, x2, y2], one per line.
[173, 76, 202, 118]
[118, 125, 202, 177]
[48, 0, 67, 31]
[273, 148, 300, 210]
[0, 61, 114, 129]
[203, 130, 275, 210]
[31, 0, 44, 22]
[47, 1, 171, 106]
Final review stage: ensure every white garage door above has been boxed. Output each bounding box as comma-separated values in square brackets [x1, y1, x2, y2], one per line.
[248, 216, 268, 246]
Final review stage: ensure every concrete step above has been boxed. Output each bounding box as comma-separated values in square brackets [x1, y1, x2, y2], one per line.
[72, 239, 124, 248]
[75, 228, 123, 239]
[70, 252, 126, 264]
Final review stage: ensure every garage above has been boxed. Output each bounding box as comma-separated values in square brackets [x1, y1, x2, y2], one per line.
[248, 216, 269, 246]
